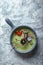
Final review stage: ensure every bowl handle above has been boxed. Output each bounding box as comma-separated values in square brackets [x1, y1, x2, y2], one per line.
[5, 18, 15, 29]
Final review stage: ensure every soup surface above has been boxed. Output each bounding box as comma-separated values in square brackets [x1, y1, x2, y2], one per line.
[11, 27, 36, 52]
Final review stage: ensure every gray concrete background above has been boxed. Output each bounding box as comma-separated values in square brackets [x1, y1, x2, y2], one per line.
[0, 0, 43, 65]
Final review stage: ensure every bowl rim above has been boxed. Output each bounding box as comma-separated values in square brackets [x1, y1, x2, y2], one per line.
[10, 26, 38, 54]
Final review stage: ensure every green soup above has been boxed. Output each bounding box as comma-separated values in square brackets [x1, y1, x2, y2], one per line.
[11, 27, 36, 51]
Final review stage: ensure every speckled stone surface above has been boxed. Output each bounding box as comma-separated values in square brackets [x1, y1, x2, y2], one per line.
[0, 0, 43, 65]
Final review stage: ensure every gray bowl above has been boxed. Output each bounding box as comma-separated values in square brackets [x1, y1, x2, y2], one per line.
[5, 18, 38, 54]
